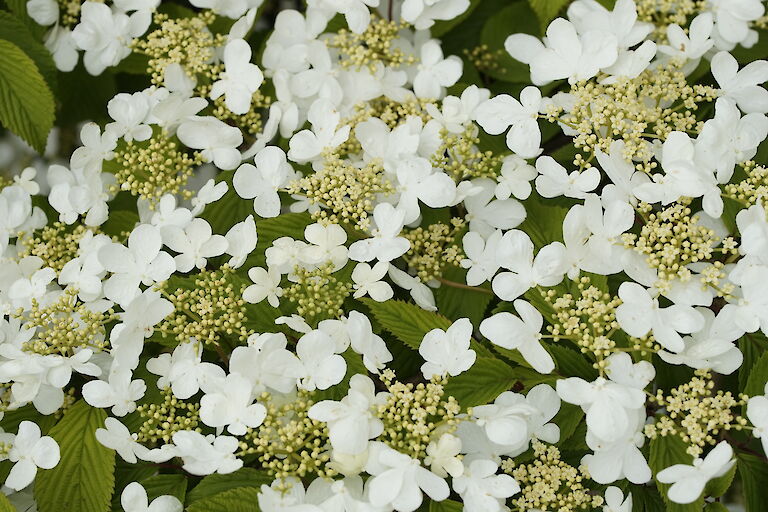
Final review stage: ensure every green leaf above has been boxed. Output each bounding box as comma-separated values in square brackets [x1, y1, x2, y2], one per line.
[198, 170, 254, 235]
[527, 0, 569, 29]
[444, 357, 520, 407]
[101, 210, 139, 239]
[245, 212, 312, 268]
[429, 499, 463, 512]
[739, 453, 768, 512]
[360, 298, 452, 350]
[0, 403, 57, 434]
[518, 194, 569, 248]
[0, 38, 56, 153]
[704, 462, 736, 498]
[430, 0, 482, 37]
[480, 2, 540, 82]
[739, 333, 768, 392]
[0, 493, 14, 512]
[549, 344, 598, 380]
[553, 403, 584, 445]
[648, 435, 704, 511]
[744, 350, 768, 397]
[2, 0, 46, 37]
[703, 504, 728, 512]
[628, 483, 666, 512]
[186, 468, 272, 503]
[0, 11, 57, 91]
[141, 474, 187, 503]
[35, 400, 115, 512]
[187, 486, 262, 512]
[435, 266, 493, 327]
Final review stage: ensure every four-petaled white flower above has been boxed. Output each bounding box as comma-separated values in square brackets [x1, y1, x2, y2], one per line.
[656, 441, 735, 504]
[119, 482, 183, 512]
[210, 38, 264, 115]
[419, 318, 476, 379]
[4, 421, 60, 491]
[351, 261, 393, 301]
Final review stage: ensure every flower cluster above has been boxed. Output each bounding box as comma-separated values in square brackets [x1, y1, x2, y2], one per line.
[1, 0, 768, 510]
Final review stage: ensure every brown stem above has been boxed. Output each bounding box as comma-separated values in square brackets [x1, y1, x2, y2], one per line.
[437, 277, 494, 295]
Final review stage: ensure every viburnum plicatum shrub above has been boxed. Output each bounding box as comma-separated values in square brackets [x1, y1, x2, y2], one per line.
[2, 0, 768, 511]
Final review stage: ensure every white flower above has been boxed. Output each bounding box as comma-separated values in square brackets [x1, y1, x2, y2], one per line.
[95, 417, 149, 464]
[394, 157, 457, 224]
[302, 223, 349, 270]
[472, 384, 560, 455]
[120, 482, 183, 512]
[698, 97, 768, 183]
[452, 459, 520, 512]
[307, 0, 379, 34]
[177, 117, 244, 170]
[296, 330, 346, 391]
[494, 155, 538, 201]
[505, 18, 618, 85]
[345, 310, 393, 373]
[656, 441, 735, 504]
[234, 146, 296, 218]
[400, 0, 469, 30]
[225, 215, 257, 269]
[365, 442, 450, 512]
[658, 308, 743, 374]
[603, 487, 632, 512]
[747, 388, 768, 455]
[658, 13, 713, 71]
[348, 203, 410, 263]
[164, 218, 228, 272]
[98, 224, 176, 308]
[105, 92, 152, 142]
[387, 265, 438, 312]
[351, 261, 393, 301]
[616, 282, 705, 353]
[556, 372, 646, 445]
[595, 140, 649, 205]
[413, 40, 462, 99]
[210, 38, 263, 115]
[475, 87, 542, 159]
[426, 85, 490, 134]
[480, 300, 555, 374]
[171, 430, 243, 475]
[535, 156, 600, 199]
[145, 339, 225, 399]
[633, 132, 716, 210]
[26, 0, 58, 26]
[708, 0, 764, 49]
[464, 178, 526, 237]
[230, 333, 304, 394]
[82, 369, 146, 416]
[711, 51, 768, 114]
[243, 267, 283, 307]
[419, 318, 476, 379]
[200, 373, 267, 435]
[47, 164, 114, 226]
[308, 374, 385, 455]
[287, 99, 350, 164]
[491, 230, 566, 301]
[44, 24, 79, 72]
[258, 477, 319, 511]
[582, 408, 651, 484]
[70, 122, 117, 173]
[72, 2, 150, 75]
[424, 433, 463, 478]
[4, 421, 60, 491]
[461, 230, 502, 286]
